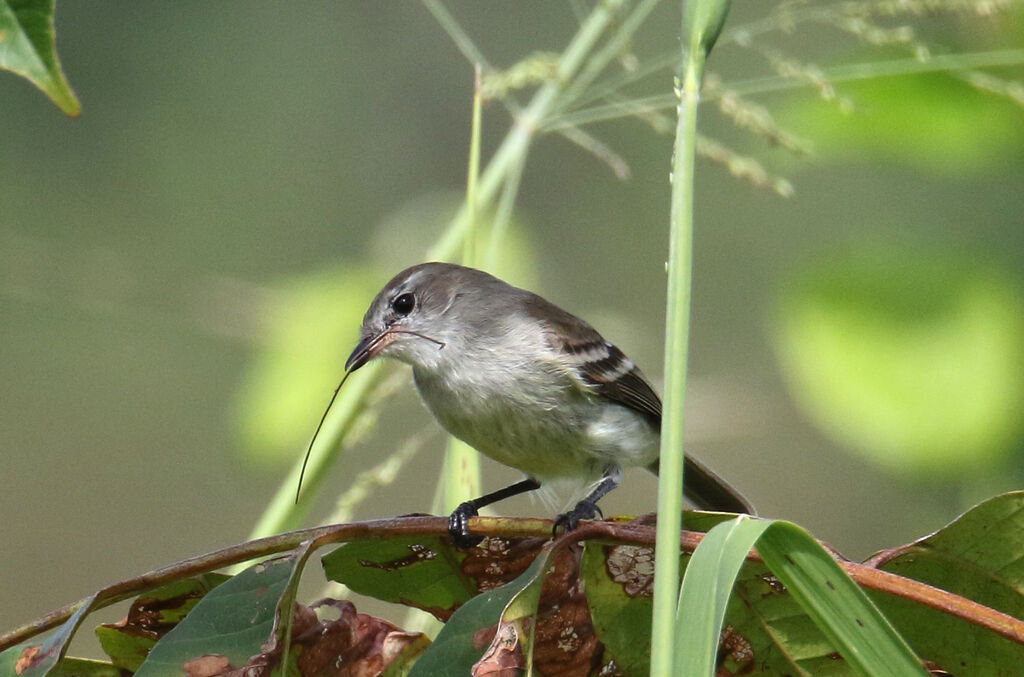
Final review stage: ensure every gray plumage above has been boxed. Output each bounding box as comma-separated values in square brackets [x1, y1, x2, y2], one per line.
[347, 262, 752, 525]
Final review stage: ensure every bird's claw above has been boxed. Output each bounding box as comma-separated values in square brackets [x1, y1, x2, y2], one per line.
[448, 501, 484, 548]
[553, 500, 603, 537]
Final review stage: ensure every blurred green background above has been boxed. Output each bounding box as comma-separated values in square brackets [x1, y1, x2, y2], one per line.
[2, 1, 1023, 637]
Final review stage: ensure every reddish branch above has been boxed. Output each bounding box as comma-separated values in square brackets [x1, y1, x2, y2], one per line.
[1, 515, 1021, 653]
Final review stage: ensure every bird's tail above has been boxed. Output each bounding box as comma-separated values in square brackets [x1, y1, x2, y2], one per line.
[647, 456, 756, 515]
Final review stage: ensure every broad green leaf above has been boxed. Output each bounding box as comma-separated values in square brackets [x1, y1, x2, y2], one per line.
[233, 265, 382, 465]
[407, 545, 552, 677]
[727, 560, 856, 675]
[322, 536, 476, 618]
[133, 557, 294, 677]
[95, 574, 229, 671]
[584, 541, 859, 675]
[586, 514, 927, 675]
[757, 522, 927, 676]
[0, 594, 99, 677]
[581, 513, 742, 675]
[266, 539, 326, 677]
[0, 0, 79, 115]
[583, 513, 759, 675]
[675, 515, 771, 675]
[870, 491, 1024, 673]
[781, 72, 1024, 175]
[581, 541, 656, 675]
[774, 247, 1024, 475]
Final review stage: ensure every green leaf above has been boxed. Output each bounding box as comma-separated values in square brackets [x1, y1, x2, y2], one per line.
[47, 658, 122, 677]
[322, 536, 476, 618]
[95, 575, 229, 672]
[0, 594, 99, 677]
[581, 541, 655, 675]
[781, 72, 1024, 175]
[675, 515, 771, 675]
[0, 0, 79, 115]
[584, 516, 919, 675]
[232, 265, 383, 465]
[774, 247, 1024, 475]
[582, 513, 751, 674]
[266, 539, 326, 677]
[133, 557, 295, 677]
[684, 0, 733, 57]
[757, 521, 927, 677]
[869, 491, 1024, 673]
[469, 544, 560, 674]
[407, 544, 553, 677]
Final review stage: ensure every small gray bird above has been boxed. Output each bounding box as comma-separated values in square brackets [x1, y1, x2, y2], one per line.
[344, 262, 753, 545]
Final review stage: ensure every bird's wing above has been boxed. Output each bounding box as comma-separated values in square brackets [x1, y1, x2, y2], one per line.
[520, 291, 755, 515]
[521, 293, 662, 423]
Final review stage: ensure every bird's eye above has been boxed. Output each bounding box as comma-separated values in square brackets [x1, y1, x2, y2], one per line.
[391, 292, 415, 316]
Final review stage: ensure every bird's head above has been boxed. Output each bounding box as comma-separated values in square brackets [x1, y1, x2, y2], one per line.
[346, 262, 492, 372]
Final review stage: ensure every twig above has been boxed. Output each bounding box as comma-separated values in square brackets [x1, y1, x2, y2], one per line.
[3, 516, 1021, 653]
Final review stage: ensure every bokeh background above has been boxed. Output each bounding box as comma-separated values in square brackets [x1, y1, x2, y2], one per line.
[3, 1, 1023, 638]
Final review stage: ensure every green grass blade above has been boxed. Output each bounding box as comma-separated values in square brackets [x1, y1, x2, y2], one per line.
[674, 515, 770, 675]
[757, 521, 928, 677]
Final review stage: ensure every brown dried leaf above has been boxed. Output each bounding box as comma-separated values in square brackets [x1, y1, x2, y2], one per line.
[172, 599, 427, 677]
[295, 600, 427, 677]
[471, 542, 606, 677]
[461, 537, 549, 593]
[472, 622, 525, 676]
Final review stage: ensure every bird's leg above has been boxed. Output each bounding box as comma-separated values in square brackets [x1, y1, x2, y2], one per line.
[553, 466, 622, 535]
[448, 478, 541, 548]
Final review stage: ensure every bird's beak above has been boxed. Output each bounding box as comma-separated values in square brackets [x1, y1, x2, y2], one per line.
[345, 329, 394, 372]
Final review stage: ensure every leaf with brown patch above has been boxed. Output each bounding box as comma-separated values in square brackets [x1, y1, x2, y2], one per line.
[96, 575, 229, 671]
[322, 536, 478, 621]
[471, 621, 525, 676]
[294, 600, 428, 677]
[132, 557, 296, 677]
[0, 593, 102, 677]
[470, 543, 606, 677]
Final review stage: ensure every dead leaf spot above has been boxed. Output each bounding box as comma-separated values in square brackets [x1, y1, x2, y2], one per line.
[295, 599, 427, 677]
[761, 574, 786, 595]
[472, 622, 524, 676]
[462, 538, 547, 591]
[719, 626, 754, 666]
[358, 544, 437, 571]
[14, 645, 42, 674]
[183, 654, 231, 677]
[605, 545, 655, 597]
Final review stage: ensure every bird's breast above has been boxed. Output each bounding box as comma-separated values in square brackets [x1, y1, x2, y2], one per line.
[411, 358, 657, 481]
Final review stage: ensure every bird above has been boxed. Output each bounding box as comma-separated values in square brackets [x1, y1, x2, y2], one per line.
[339, 262, 753, 546]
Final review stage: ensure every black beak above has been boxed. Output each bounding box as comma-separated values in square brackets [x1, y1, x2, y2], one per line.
[347, 328, 397, 372]
[345, 334, 375, 372]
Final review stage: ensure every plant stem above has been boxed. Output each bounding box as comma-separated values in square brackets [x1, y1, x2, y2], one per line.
[543, 48, 1024, 131]
[650, 36, 706, 677]
[248, 363, 386, 539]
[439, 64, 486, 514]
[6, 517, 1023, 654]
[428, 0, 624, 261]
[249, 3, 627, 540]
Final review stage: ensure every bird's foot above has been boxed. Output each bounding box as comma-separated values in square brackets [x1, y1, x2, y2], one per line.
[553, 500, 604, 536]
[448, 501, 484, 548]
